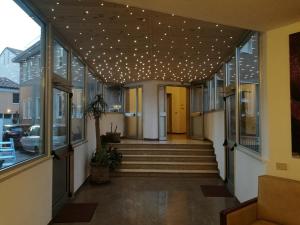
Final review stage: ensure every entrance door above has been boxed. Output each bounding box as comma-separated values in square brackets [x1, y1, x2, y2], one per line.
[158, 85, 167, 140]
[124, 87, 143, 139]
[190, 85, 204, 139]
[52, 88, 71, 216]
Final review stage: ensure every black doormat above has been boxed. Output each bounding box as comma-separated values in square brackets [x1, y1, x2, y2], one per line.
[53, 203, 98, 223]
[201, 185, 233, 197]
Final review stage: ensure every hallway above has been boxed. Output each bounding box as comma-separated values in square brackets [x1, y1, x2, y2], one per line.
[52, 177, 238, 225]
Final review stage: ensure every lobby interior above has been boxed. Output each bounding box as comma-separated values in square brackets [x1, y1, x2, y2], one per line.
[1, 0, 300, 225]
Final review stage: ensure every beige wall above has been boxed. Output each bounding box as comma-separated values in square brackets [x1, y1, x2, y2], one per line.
[166, 86, 187, 133]
[263, 21, 300, 180]
[0, 159, 52, 225]
[0, 91, 19, 113]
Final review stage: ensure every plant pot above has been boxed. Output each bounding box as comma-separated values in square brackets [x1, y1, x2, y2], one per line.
[105, 132, 121, 143]
[90, 163, 110, 184]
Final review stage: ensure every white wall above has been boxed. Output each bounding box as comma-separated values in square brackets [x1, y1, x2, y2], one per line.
[0, 159, 52, 225]
[263, 21, 300, 181]
[204, 111, 226, 179]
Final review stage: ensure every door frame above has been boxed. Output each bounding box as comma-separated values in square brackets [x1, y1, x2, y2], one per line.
[189, 84, 204, 140]
[123, 85, 143, 139]
[157, 84, 190, 140]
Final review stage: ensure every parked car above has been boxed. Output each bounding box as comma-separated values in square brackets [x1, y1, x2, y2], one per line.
[20, 124, 66, 153]
[2, 124, 31, 150]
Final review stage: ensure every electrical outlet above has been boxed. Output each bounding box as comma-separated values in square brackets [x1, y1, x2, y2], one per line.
[276, 162, 288, 171]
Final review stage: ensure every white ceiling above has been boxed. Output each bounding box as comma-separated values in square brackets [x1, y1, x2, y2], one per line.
[30, 0, 251, 84]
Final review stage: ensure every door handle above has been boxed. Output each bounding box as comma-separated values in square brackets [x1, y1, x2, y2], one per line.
[223, 139, 228, 147]
[230, 143, 237, 151]
[51, 151, 60, 160]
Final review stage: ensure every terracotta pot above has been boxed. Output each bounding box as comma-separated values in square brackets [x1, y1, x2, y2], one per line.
[90, 164, 110, 184]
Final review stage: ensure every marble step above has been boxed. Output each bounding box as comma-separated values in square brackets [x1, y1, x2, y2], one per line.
[118, 148, 215, 156]
[120, 161, 218, 170]
[111, 143, 213, 149]
[122, 154, 216, 162]
[112, 168, 219, 177]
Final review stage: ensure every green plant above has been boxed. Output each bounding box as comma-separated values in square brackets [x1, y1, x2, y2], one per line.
[91, 135, 122, 170]
[85, 94, 107, 155]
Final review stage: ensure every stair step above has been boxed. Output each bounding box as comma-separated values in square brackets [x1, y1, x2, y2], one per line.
[112, 143, 212, 149]
[112, 168, 219, 177]
[122, 155, 216, 162]
[120, 161, 218, 170]
[119, 149, 214, 156]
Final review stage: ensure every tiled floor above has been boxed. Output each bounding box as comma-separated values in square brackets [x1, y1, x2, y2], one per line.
[52, 177, 238, 225]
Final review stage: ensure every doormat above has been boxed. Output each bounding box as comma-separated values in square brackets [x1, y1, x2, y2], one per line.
[53, 203, 98, 223]
[201, 185, 233, 197]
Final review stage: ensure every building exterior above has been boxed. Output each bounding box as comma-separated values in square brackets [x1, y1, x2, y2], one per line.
[0, 77, 20, 125]
[0, 47, 22, 84]
[13, 42, 41, 126]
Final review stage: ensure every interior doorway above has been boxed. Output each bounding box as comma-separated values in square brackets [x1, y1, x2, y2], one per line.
[166, 86, 187, 138]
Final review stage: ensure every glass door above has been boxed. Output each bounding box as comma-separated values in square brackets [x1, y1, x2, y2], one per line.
[124, 87, 143, 139]
[52, 88, 71, 216]
[158, 85, 167, 140]
[224, 56, 237, 194]
[190, 85, 204, 139]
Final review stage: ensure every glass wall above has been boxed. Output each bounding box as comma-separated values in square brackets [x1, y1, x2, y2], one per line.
[104, 85, 123, 112]
[71, 56, 85, 143]
[238, 33, 260, 151]
[53, 40, 68, 79]
[0, 1, 44, 170]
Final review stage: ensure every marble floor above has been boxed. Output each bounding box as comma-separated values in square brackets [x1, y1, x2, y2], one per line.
[52, 177, 238, 225]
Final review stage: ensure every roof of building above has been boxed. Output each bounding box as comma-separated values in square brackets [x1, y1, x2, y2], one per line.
[0, 47, 23, 57]
[13, 42, 40, 62]
[0, 77, 19, 89]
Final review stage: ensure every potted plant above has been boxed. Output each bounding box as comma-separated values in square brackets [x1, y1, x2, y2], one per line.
[106, 122, 121, 143]
[86, 94, 122, 184]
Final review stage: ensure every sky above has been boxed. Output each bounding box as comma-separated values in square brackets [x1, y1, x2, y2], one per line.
[0, 0, 41, 53]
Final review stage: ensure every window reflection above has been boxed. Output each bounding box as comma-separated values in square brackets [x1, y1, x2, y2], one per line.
[239, 33, 260, 152]
[104, 85, 123, 112]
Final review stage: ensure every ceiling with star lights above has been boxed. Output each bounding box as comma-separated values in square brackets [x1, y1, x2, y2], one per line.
[29, 0, 249, 84]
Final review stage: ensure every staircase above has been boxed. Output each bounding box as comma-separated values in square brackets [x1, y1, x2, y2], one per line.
[111, 142, 219, 177]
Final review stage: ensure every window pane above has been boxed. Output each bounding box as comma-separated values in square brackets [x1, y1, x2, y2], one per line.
[209, 78, 215, 111]
[87, 71, 97, 104]
[216, 65, 225, 110]
[71, 56, 85, 142]
[239, 33, 260, 152]
[203, 81, 209, 112]
[53, 89, 68, 149]
[96, 79, 103, 95]
[53, 41, 68, 79]
[0, 1, 44, 170]
[227, 56, 236, 85]
[104, 85, 123, 112]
